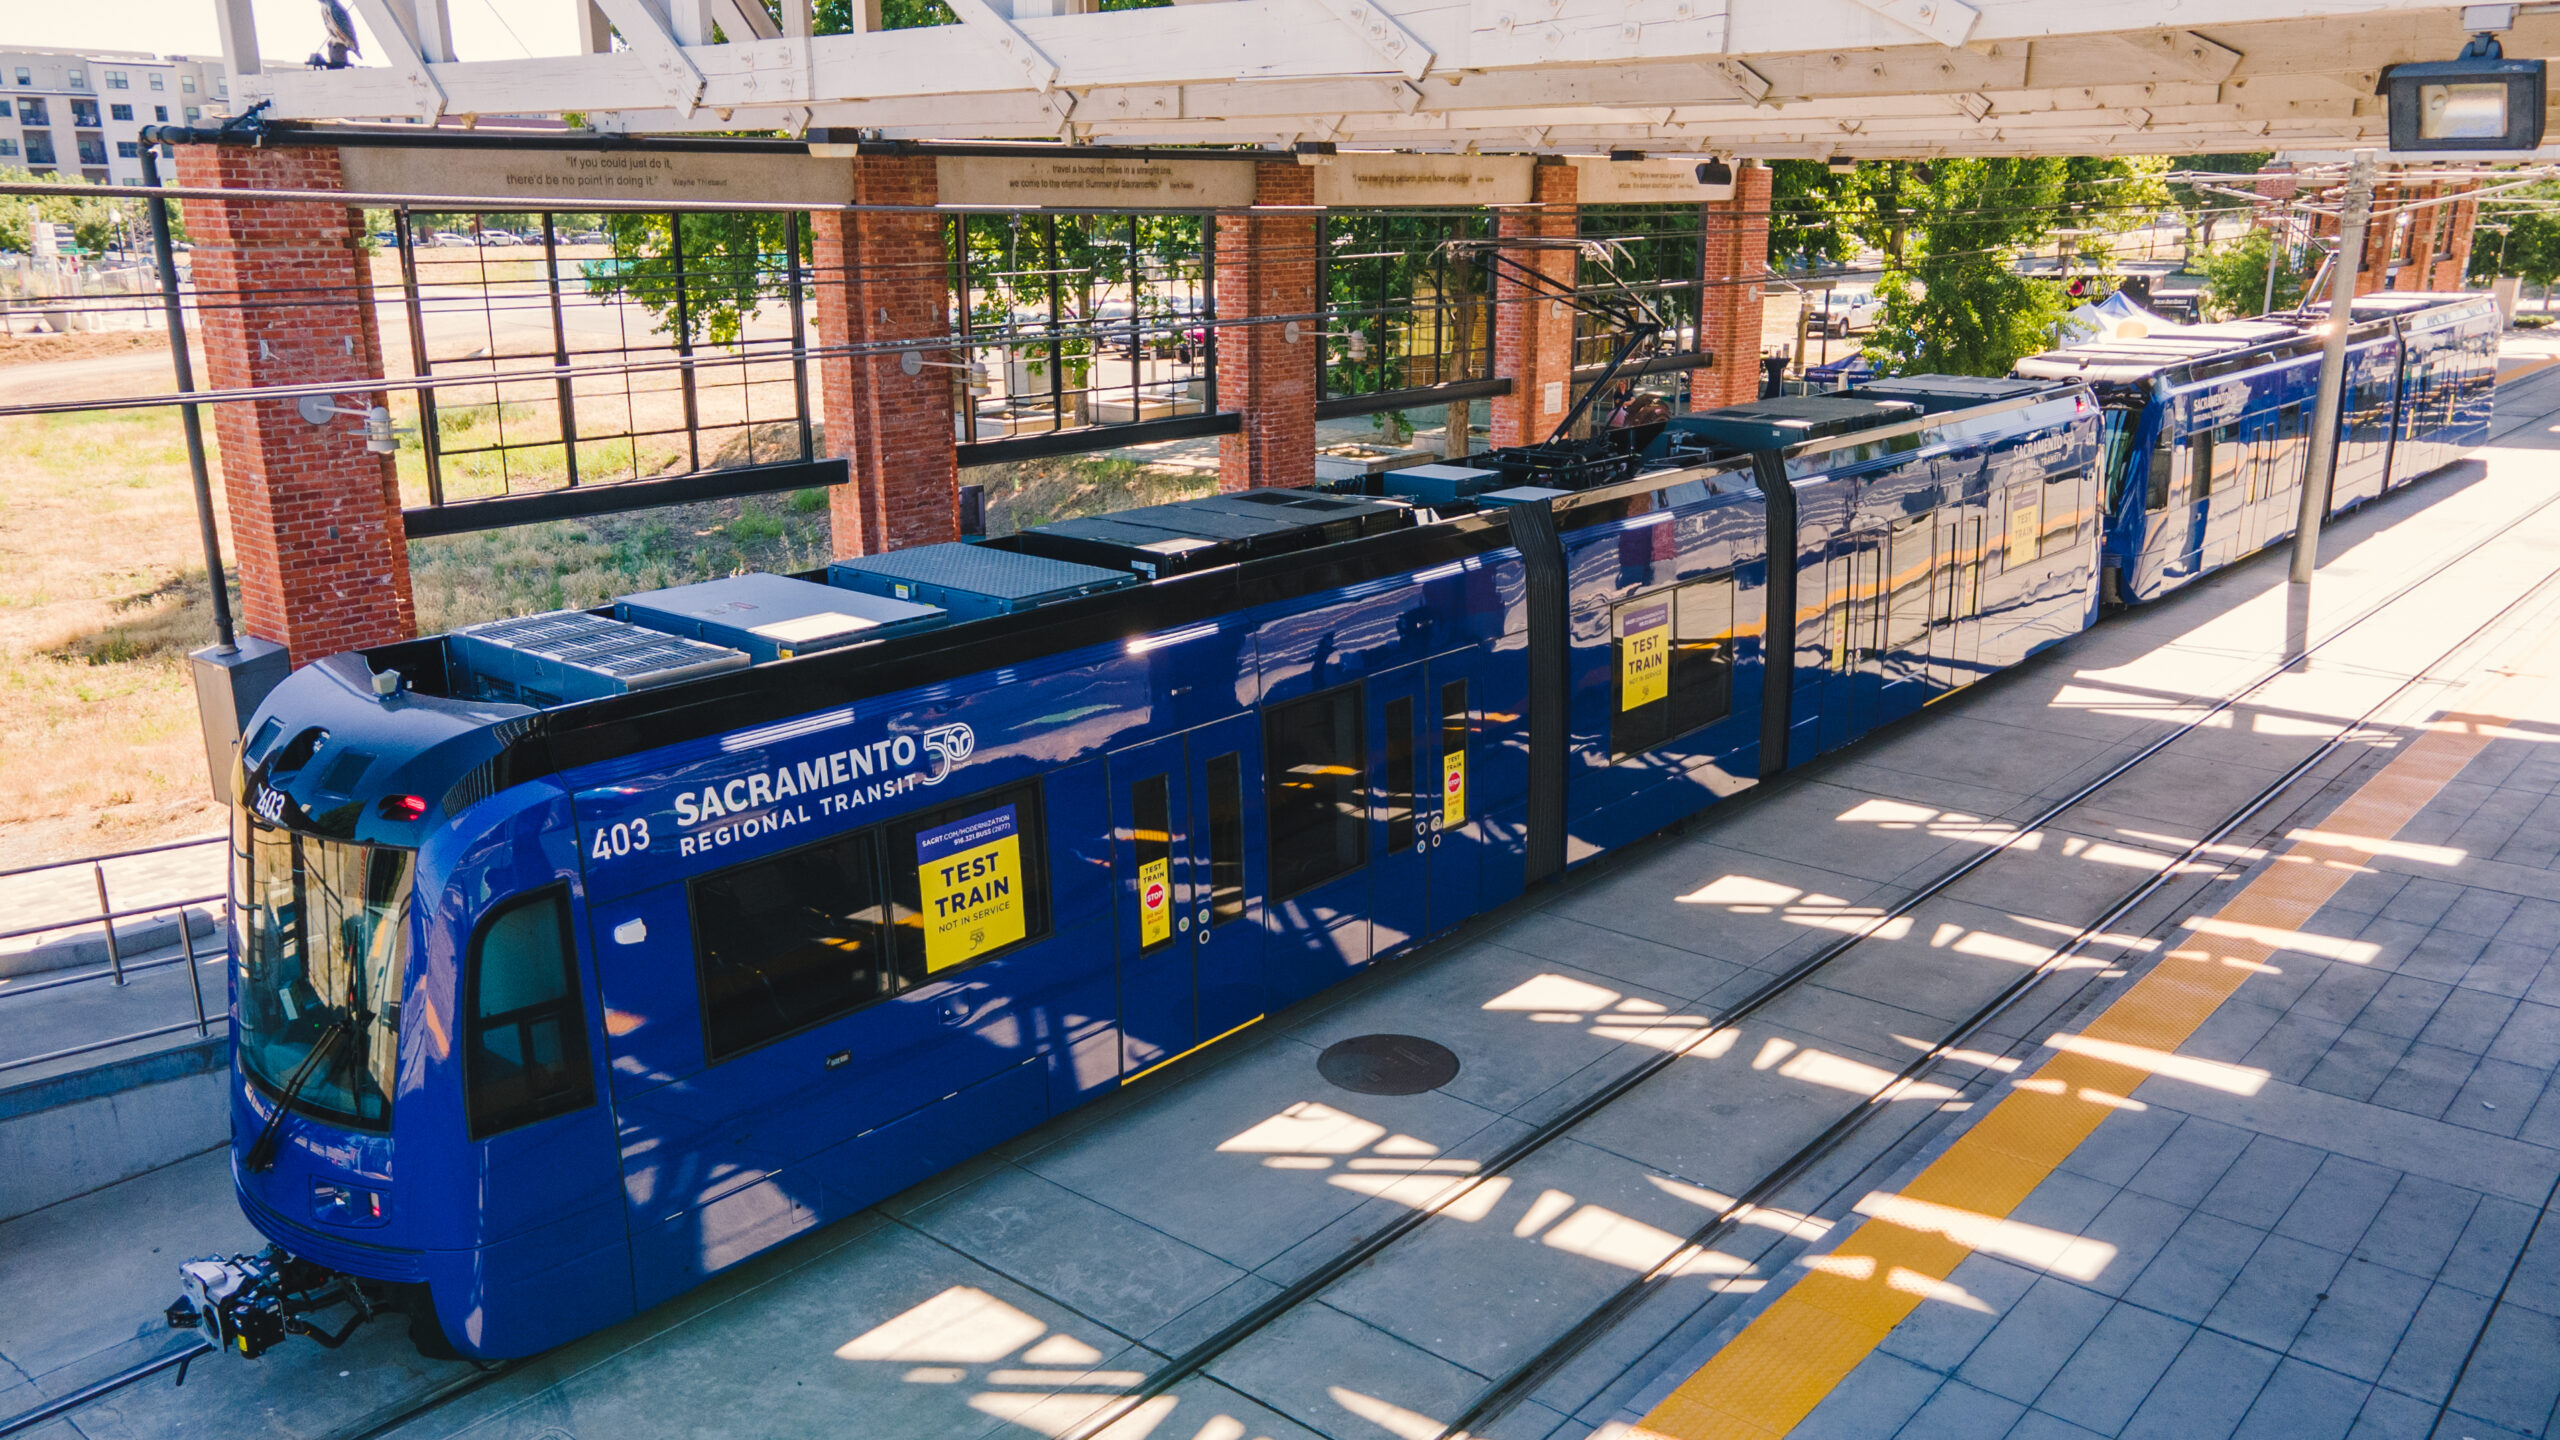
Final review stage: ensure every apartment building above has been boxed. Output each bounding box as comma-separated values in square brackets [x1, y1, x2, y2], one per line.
[0, 47, 229, 185]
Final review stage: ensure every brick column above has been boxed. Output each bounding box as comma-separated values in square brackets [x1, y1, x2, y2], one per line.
[1214, 162, 1318, 492]
[175, 143, 413, 661]
[1489, 160, 1579, 449]
[2440, 189, 2479, 291]
[1693, 161, 1773, 410]
[813, 156, 959, 556]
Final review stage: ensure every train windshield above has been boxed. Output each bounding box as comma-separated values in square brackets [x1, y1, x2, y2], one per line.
[235, 819, 412, 1132]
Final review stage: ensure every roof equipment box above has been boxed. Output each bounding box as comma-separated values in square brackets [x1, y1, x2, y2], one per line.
[449, 611, 749, 707]
[614, 572, 946, 664]
[1014, 489, 1414, 578]
[1651, 396, 1924, 457]
[1846, 375, 2053, 414]
[828, 542, 1138, 621]
[1379, 463, 1506, 507]
[1476, 485, 1573, 508]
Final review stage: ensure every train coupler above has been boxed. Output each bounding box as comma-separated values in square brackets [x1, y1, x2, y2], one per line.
[165, 1247, 386, 1359]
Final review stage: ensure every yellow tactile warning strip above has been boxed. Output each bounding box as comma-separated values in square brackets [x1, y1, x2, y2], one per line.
[1631, 639, 2560, 1440]
[2497, 354, 2560, 385]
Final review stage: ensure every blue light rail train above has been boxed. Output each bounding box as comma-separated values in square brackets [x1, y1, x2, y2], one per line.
[179, 292, 2497, 1362]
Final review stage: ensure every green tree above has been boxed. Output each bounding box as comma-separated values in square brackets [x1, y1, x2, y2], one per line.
[0, 168, 138, 254]
[1850, 156, 2170, 377]
[2468, 183, 2560, 304]
[1859, 159, 2070, 377]
[586, 211, 806, 346]
[2165, 152, 2274, 255]
[2195, 226, 2312, 319]
[1765, 160, 1864, 270]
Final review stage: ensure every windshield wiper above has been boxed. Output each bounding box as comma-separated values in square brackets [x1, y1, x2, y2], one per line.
[245, 1013, 354, 1173]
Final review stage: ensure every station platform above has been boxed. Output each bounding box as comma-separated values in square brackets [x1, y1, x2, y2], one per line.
[15, 367, 2560, 1440]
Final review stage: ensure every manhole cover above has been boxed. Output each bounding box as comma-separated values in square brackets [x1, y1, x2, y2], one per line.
[1318, 1034, 1461, 1095]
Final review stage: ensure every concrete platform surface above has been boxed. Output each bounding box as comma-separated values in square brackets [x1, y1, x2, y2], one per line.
[16, 370, 2560, 1440]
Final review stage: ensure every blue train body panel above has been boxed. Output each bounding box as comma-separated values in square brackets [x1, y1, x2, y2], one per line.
[2017, 293, 2500, 606]
[215, 302, 2496, 1359]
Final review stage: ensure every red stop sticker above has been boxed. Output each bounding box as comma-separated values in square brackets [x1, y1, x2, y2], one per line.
[1144, 881, 1167, 910]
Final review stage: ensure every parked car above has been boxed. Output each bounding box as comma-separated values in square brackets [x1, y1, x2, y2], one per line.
[427, 231, 472, 248]
[480, 230, 523, 247]
[370, 230, 399, 247]
[1816, 289, 1882, 337]
[569, 229, 607, 246]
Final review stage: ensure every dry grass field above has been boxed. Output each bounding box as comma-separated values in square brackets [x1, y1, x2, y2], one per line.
[0, 396, 234, 866]
[0, 338, 1197, 868]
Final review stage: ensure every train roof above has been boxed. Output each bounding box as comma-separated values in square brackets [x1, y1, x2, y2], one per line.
[242, 374, 2098, 846]
[2011, 291, 2497, 390]
[2011, 321, 2306, 385]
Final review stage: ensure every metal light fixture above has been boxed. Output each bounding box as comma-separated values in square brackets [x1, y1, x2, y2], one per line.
[1694, 158, 1736, 201]
[1826, 156, 1856, 175]
[1282, 321, 1368, 360]
[295, 394, 399, 454]
[899, 348, 992, 391]
[2379, 31, 2546, 153]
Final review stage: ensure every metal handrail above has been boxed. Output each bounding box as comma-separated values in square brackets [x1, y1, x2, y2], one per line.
[0, 838, 231, 1077]
[0, 832, 219, 883]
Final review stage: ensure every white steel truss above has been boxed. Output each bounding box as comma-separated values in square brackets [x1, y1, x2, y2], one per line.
[220, 1, 2551, 159]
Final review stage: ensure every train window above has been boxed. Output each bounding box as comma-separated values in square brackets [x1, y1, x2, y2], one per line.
[1265, 686, 1367, 899]
[693, 830, 889, 1062]
[465, 889, 594, 1138]
[2190, 429, 2217, 498]
[2210, 426, 2239, 494]
[2146, 434, 2173, 512]
[1133, 775, 1173, 951]
[1205, 753, 1246, 927]
[1887, 521, 1933, 647]
[885, 780, 1052, 987]
[1384, 697, 1417, 854]
[1440, 681, 1468, 828]
[1612, 577, 1735, 756]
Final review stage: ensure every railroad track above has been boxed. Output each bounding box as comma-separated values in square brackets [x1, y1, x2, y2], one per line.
[1041, 438, 2560, 1439]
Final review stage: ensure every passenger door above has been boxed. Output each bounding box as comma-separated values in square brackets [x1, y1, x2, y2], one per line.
[1822, 534, 1886, 752]
[1110, 716, 1268, 1079]
[1426, 670, 1482, 941]
[1186, 716, 1266, 1049]
[1366, 663, 1433, 962]
[1110, 733, 1200, 1076]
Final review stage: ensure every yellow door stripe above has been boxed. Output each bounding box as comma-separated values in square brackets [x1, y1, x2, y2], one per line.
[1632, 646, 2557, 1439]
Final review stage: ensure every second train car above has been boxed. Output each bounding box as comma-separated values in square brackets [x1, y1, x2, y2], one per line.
[2013, 290, 2499, 603]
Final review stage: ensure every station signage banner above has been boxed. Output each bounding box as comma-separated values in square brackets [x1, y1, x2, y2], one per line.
[936, 154, 1256, 208]
[1568, 157, 1726, 203]
[917, 803, 1027, 972]
[1308, 153, 1534, 208]
[337, 146, 854, 206]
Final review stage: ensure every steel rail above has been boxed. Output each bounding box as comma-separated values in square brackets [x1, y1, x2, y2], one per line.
[0, 1339, 214, 1438]
[1057, 421, 2560, 1439]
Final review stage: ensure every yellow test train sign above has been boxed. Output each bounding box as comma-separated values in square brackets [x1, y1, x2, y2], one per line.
[917, 804, 1026, 972]
[1138, 856, 1173, 947]
[1620, 601, 1671, 711]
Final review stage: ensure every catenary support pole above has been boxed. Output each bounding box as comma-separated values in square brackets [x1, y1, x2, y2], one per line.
[2290, 148, 2376, 591]
[138, 144, 236, 651]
